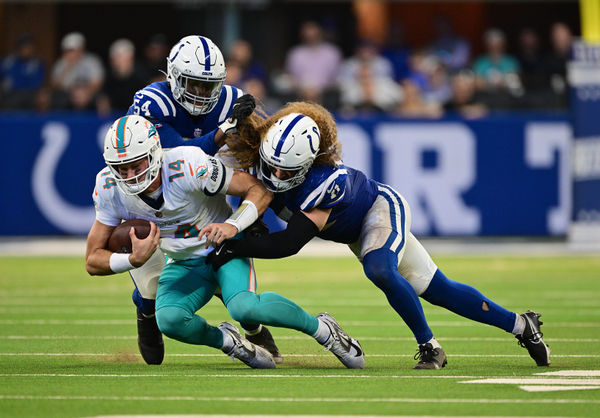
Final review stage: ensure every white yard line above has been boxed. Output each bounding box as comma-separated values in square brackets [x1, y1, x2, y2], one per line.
[0, 373, 485, 379]
[0, 394, 598, 404]
[0, 335, 597, 343]
[0, 319, 598, 327]
[1, 373, 598, 380]
[0, 353, 597, 358]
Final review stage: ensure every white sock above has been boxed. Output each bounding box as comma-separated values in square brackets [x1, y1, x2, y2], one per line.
[244, 324, 263, 336]
[512, 313, 525, 335]
[221, 329, 235, 352]
[312, 318, 331, 344]
[424, 337, 442, 349]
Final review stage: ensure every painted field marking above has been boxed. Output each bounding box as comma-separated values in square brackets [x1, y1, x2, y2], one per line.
[537, 370, 600, 376]
[0, 353, 598, 358]
[461, 370, 600, 393]
[0, 373, 483, 379]
[519, 385, 600, 392]
[0, 395, 598, 404]
[461, 378, 600, 385]
[0, 335, 597, 343]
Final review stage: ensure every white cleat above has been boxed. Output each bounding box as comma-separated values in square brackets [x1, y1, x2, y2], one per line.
[219, 322, 276, 369]
[318, 312, 365, 369]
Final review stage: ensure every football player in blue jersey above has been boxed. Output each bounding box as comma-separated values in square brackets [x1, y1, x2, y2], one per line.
[201, 101, 551, 369]
[124, 35, 279, 365]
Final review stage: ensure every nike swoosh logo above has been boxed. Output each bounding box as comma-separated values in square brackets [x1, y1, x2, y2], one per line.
[349, 339, 363, 357]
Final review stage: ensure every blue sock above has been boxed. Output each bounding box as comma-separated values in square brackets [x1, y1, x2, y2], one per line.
[363, 248, 433, 344]
[132, 288, 156, 317]
[421, 269, 516, 332]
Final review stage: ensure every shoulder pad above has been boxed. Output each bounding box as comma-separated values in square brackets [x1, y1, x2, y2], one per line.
[214, 85, 243, 124]
[128, 86, 178, 119]
[299, 166, 348, 211]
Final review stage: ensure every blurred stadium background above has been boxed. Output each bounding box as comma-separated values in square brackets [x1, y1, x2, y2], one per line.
[1, 0, 599, 250]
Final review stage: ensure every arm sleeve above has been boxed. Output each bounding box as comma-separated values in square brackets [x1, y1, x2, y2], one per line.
[230, 211, 319, 259]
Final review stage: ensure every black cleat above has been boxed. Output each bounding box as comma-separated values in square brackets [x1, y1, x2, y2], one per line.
[413, 343, 447, 370]
[245, 325, 283, 364]
[137, 308, 164, 365]
[516, 310, 551, 366]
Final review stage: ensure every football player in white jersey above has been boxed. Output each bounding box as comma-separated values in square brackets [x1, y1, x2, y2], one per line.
[201, 102, 551, 369]
[85, 115, 364, 369]
[125, 35, 278, 365]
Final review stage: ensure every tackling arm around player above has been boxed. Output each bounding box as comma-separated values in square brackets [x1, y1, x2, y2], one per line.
[202, 101, 552, 370]
[85, 115, 365, 370]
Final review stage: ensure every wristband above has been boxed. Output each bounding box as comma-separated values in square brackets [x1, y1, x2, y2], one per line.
[224, 200, 258, 233]
[109, 253, 134, 273]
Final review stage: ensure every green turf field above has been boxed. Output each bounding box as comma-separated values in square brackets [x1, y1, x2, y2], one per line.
[0, 254, 599, 417]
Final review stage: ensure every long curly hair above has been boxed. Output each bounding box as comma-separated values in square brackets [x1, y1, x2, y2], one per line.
[224, 101, 342, 170]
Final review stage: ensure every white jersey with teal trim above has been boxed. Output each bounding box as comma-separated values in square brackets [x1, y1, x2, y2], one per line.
[93, 146, 233, 260]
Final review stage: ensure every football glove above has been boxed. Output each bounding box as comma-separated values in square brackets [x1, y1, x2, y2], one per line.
[206, 240, 238, 271]
[218, 94, 256, 135]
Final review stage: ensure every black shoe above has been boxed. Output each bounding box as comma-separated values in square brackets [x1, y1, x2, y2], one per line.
[137, 308, 164, 365]
[516, 310, 551, 366]
[413, 343, 447, 370]
[245, 325, 283, 364]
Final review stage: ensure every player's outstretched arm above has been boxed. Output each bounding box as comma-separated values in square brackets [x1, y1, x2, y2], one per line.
[200, 170, 272, 247]
[85, 220, 160, 276]
[205, 208, 330, 271]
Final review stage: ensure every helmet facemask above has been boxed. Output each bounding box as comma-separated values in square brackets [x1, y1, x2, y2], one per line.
[258, 113, 320, 193]
[103, 115, 164, 196]
[259, 147, 313, 192]
[167, 36, 226, 116]
[107, 145, 162, 196]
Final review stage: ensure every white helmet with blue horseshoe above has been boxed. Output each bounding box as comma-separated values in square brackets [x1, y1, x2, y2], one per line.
[166, 35, 226, 116]
[259, 113, 320, 192]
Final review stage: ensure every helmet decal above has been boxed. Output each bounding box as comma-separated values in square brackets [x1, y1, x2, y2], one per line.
[197, 36, 211, 70]
[274, 114, 305, 157]
[115, 116, 129, 157]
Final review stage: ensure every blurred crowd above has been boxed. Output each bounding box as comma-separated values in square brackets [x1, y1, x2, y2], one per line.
[0, 18, 574, 118]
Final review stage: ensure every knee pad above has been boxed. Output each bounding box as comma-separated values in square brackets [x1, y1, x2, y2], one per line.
[155, 305, 193, 340]
[226, 291, 259, 324]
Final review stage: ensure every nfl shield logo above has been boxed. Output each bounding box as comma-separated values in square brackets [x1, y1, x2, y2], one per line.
[194, 128, 202, 137]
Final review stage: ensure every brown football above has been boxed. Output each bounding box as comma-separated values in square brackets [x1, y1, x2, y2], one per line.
[107, 219, 151, 253]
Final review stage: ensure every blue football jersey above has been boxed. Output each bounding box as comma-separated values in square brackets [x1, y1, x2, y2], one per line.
[268, 164, 380, 244]
[126, 81, 242, 155]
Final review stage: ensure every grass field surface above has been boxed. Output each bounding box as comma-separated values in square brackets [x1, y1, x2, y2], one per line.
[0, 254, 599, 417]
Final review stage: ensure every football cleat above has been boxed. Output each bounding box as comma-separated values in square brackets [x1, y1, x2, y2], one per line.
[516, 310, 551, 366]
[219, 322, 276, 369]
[245, 325, 283, 364]
[136, 308, 164, 365]
[317, 312, 365, 369]
[413, 343, 447, 370]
